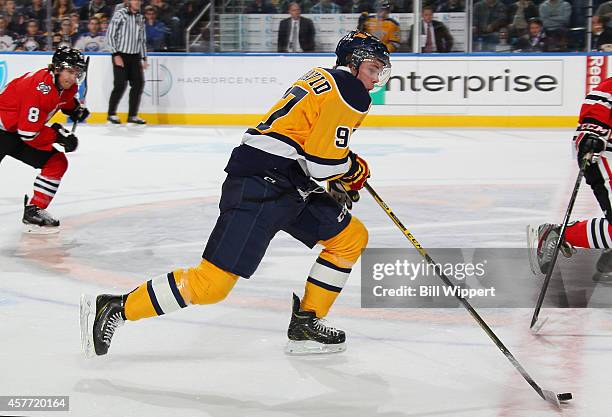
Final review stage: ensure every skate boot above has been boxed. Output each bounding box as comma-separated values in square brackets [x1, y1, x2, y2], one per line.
[127, 116, 146, 126]
[593, 249, 612, 282]
[527, 223, 575, 275]
[596, 249, 612, 273]
[80, 294, 126, 357]
[22, 195, 60, 234]
[107, 115, 121, 125]
[285, 293, 346, 355]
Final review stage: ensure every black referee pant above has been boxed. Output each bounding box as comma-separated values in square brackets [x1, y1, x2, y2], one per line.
[108, 53, 145, 118]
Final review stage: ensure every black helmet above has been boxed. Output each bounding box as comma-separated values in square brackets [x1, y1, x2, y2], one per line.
[52, 46, 87, 81]
[335, 31, 391, 85]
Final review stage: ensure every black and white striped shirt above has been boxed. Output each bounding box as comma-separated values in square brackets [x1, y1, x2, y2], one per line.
[106, 7, 146, 58]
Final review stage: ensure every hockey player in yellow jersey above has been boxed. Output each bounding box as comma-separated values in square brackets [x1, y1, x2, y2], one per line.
[80, 31, 391, 356]
[358, 0, 400, 53]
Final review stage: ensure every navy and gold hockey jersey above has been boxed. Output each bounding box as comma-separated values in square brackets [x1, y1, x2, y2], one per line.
[227, 66, 371, 182]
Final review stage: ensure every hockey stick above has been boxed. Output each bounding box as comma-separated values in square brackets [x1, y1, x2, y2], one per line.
[364, 181, 572, 407]
[530, 154, 593, 329]
[71, 56, 90, 134]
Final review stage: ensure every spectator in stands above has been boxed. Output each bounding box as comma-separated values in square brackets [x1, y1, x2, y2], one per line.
[348, 0, 374, 13]
[4, 0, 21, 17]
[53, 16, 77, 47]
[310, 0, 341, 13]
[592, 15, 612, 50]
[538, 0, 571, 33]
[393, 0, 411, 12]
[5, 0, 25, 35]
[473, 0, 508, 51]
[594, 1, 612, 28]
[436, 0, 464, 13]
[333, 0, 354, 12]
[79, 0, 111, 23]
[358, 0, 400, 52]
[15, 18, 46, 50]
[513, 17, 549, 51]
[70, 11, 81, 32]
[73, 0, 88, 11]
[74, 16, 107, 50]
[494, 26, 511, 51]
[144, 5, 167, 51]
[408, 5, 453, 52]
[95, 12, 108, 33]
[596, 17, 612, 50]
[149, 0, 180, 48]
[0, 16, 16, 50]
[24, 0, 47, 30]
[277, 0, 311, 13]
[9, 15, 25, 36]
[178, 0, 201, 26]
[244, 0, 277, 13]
[113, 0, 128, 15]
[277, 2, 314, 52]
[508, 0, 538, 38]
[53, 0, 77, 28]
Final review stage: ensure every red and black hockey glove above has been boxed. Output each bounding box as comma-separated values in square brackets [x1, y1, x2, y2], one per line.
[575, 121, 610, 164]
[52, 123, 78, 153]
[62, 98, 90, 123]
[338, 151, 370, 191]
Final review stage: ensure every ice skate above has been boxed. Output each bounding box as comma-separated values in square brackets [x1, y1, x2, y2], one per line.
[80, 294, 126, 357]
[22, 195, 60, 234]
[285, 293, 346, 355]
[107, 115, 121, 125]
[127, 116, 147, 127]
[527, 223, 575, 275]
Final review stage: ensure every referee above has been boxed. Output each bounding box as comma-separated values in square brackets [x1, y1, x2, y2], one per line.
[106, 0, 148, 125]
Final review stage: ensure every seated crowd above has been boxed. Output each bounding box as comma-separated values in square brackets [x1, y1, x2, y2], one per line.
[473, 0, 605, 52]
[0, 0, 203, 51]
[0, 0, 603, 53]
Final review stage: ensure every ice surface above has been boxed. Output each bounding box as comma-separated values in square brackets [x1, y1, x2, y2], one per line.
[1, 125, 609, 416]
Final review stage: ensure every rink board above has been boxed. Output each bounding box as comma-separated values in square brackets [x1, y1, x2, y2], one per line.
[0, 52, 608, 127]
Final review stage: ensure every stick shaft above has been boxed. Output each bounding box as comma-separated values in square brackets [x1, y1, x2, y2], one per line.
[364, 182, 547, 399]
[530, 157, 589, 328]
[71, 56, 90, 134]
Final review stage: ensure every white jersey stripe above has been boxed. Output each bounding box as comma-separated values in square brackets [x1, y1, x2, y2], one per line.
[584, 99, 612, 109]
[598, 218, 609, 249]
[588, 90, 612, 101]
[242, 133, 350, 180]
[587, 219, 596, 248]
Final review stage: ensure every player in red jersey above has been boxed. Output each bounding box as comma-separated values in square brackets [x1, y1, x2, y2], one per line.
[528, 77, 612, 275]
[0, 46, 89, 233]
